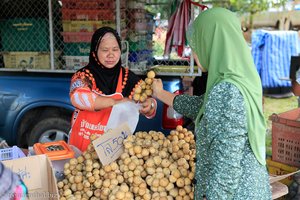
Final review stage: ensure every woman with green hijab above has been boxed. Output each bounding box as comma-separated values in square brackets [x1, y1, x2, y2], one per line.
[152, 7, 271, 199]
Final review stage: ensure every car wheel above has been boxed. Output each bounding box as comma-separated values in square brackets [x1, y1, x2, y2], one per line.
[28, 117, 70, 146]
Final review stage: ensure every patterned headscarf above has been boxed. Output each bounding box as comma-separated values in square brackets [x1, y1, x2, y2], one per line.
[187, 8, 267, 165]
[0, 162, 21, 199]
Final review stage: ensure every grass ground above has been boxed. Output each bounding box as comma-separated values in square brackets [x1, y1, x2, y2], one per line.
[264, 95, 299, 156]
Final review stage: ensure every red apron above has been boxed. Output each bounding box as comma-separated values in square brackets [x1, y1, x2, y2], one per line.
[69, 69, 124, 152]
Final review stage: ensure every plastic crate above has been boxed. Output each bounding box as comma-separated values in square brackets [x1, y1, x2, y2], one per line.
[61, 32, 93, 43]
[62, 20, 126, 32]
[63, 55, 89, 70]
[129, 60, 147, 71]
[267, 158, 299, 186]
[129, 19, 148, 31]
[0, 146, 26, 161]
[61, 9, 126, 21]
[0, 18, 49, 51]
[127, 32, 147, 42]
[63, 42, 90, 56]
[2, 51, 61, 69]
[128, 40, 147, 51]
[127, 1, 144, 9]
[270, 108, 300, 167]
[127, 9, 146, 19]
[62, 20, 103, 32]
[61, 0, 126, 9]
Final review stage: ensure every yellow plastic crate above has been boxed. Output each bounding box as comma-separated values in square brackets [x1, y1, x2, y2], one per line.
[62, 20, 103, 32]
[267, 158, 299, 186]
[2, 51, 60, 69]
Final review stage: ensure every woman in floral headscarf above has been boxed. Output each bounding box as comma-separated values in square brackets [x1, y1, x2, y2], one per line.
[152, 8, 271, 199]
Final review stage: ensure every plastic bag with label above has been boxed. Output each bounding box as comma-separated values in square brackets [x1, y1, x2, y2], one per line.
[105, 101, 141, 133]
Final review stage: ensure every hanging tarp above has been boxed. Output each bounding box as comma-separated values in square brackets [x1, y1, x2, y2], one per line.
[164, 0, 207, 57]
[251, 30, 300, 95]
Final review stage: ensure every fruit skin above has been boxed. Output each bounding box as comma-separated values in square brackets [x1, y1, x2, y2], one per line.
[135, 87, 142, 94]
[147, 70, 156, 79]
[133, 93, 140, 101]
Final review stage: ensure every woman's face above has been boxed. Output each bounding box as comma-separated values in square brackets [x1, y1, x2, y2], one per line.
[193, 51, 207, 72]
[97, 33, 121, 68]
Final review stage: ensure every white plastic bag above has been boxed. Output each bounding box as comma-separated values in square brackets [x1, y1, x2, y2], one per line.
[105, 101, 141, 133]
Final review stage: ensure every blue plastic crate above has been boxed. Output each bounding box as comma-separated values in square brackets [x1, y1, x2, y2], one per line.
[0, 146, 26, 161]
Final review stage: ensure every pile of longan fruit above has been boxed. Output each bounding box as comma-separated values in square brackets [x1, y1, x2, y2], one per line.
[133, 70, 156, 103]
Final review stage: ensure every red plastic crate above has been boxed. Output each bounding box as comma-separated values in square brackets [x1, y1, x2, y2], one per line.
[270, 108, 300, 167]
[62, 9, 126, 21]
[61, 0, 126, 10]
[62, 30, 126, 43]
[61, 32, 93, 43]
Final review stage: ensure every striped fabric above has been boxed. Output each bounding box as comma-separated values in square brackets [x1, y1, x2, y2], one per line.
[251, 30, 300, 90]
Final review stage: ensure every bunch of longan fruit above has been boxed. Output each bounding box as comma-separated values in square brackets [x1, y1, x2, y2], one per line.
[133, 70, 156, 103]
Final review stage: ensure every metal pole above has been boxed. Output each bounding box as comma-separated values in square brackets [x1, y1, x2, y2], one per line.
[189, 0, 195, 76]
[116, 0, 121, 35]
[189, 0, 202, 76]
[48, 0, 55, 70]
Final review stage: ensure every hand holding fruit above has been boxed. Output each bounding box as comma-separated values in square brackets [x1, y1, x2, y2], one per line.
[139, 98, 156, 116]
[133, 70, 156, 103]
[151, 78, 163, 98]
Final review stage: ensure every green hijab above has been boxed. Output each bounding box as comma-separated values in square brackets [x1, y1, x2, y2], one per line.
[187, 7, 266, 165]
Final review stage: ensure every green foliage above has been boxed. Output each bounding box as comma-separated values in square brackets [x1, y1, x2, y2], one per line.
[202, 0, 288, 30]
[153, 41, 164, 57]
[229, 0, 269, 14]
[145, 0, 175, 19]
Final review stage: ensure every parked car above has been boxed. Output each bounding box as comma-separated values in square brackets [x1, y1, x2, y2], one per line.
[0, 69, 184, 147]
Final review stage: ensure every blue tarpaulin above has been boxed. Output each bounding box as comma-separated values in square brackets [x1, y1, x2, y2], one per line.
[251, 30, 300, 95]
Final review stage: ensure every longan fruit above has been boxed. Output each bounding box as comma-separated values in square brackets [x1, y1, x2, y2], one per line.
[147, 70, 156, 79]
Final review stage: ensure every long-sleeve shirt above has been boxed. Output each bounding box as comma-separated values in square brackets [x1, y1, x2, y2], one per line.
[173, 82, 271, 200]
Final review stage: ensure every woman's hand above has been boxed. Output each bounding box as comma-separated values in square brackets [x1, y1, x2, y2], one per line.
[152, 78, 164, 98]
[152, 78, 177, 107]
[139, 98, 156, 117]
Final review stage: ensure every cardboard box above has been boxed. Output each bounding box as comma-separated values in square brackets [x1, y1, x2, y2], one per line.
[3, 155, 59, 200]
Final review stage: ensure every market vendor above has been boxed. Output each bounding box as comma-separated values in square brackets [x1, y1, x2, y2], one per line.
[68, 27, 157, 152]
